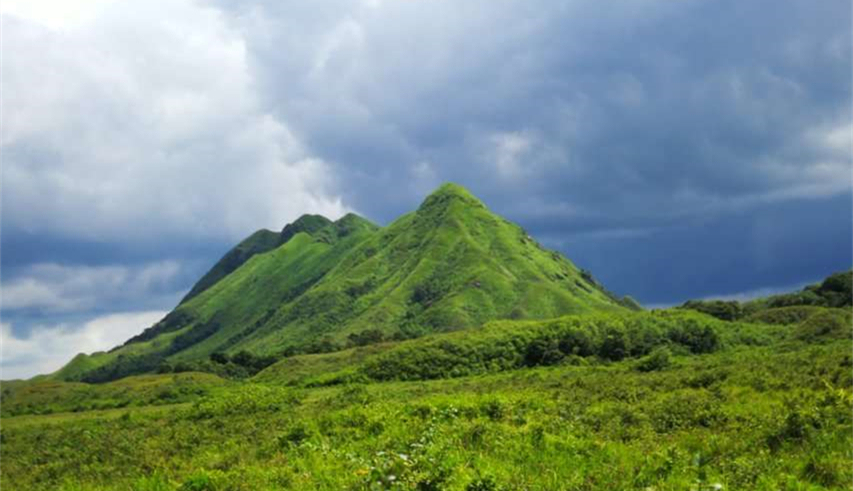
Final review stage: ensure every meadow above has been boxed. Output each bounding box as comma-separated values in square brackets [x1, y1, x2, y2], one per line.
[2, 307, 850, 490]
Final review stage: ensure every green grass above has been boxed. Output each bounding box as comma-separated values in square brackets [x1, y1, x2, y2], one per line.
[1, 372, 230, 417]
[2, 327, 850, 490]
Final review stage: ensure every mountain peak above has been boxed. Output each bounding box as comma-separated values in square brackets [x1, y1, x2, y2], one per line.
[280, 214, 333, 243]
[418, 182, 485, 215]
[429, 182, 478, 199]
[333, 213, 380, 238]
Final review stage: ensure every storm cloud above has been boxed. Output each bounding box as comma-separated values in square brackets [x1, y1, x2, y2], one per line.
[1, 0, 850, 377]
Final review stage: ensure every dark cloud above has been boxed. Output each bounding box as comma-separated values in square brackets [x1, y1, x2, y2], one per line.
[214, 0, 850, 227]
[543, 193, 853, 304]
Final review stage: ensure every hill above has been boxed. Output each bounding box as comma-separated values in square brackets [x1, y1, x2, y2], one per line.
[53, 183, 636, 383]
[680, 269, 852, 321]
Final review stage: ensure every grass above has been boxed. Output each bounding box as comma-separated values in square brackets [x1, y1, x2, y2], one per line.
[2, 308, 851, 490]
[1, 372, 230, 417]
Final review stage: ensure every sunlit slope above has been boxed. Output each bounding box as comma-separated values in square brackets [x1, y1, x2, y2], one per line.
[56, 183, 633, 382]
[235, 183, 630, 352]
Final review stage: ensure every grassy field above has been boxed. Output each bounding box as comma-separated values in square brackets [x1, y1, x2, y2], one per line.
[2, 308, 850, 490]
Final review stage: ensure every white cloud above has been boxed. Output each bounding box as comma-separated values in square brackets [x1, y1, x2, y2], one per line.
[694, 279, 818, 303]
[0, 310, 167, 379]
[1, 0, 115, 30]
[1, 261, 183, 313]
[1, 0, 348, 243]
[490, 132, 532, 179]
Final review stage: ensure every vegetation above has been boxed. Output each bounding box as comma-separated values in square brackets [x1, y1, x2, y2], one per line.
[1, 312, 850, 490]
[681, 270, 852, 321]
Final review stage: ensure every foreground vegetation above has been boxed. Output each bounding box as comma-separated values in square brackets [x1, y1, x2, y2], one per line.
[2, 306, 850, 490]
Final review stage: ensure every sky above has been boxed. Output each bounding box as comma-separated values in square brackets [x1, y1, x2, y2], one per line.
[1, 0, 851, 379]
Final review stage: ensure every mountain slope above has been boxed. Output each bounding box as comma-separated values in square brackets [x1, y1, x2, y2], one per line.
[57, 183, 634, 383]
[231, 183, 629, 354]
[179, 214, 340, 304]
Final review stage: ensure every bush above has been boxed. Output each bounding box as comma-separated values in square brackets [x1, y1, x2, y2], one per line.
[667, 320, 719, 354]
[557, 328, 595, 357]
[524, 336, 563, 366]
[681, 300, 744, 321]
[279, 423, 311, 447]
[635, 347, 672, 372]
[347, 329, 385, 347]
[363, 312, 723, 382]
[745, 306, 825, 325]
[467, 477, 500, 491]
[817, 270, 852, 307]
[651, 389, 725, 432]
[599, 326, 628, 361]
[795, 310, 851, 341]
[179, 471, 224, 491]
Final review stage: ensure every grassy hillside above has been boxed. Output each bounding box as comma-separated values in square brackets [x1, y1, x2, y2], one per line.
[2, 308, 850, 490]
[179, 229, 283, 305]
[1, 372, 230, 417]
[55, 183, 633, 383]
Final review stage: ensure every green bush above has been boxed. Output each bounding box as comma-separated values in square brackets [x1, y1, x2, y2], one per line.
[681, 300, 743, 321]
[363, 312, 723, 382]
[795, 310, 851, 341]
[635, 347, 672, 372]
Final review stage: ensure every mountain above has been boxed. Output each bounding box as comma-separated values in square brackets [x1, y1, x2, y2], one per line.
[54, 183, 636, 383]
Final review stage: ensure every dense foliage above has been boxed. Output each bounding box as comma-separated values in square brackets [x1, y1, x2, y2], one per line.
[361, 311, 724, 382]
[681, 270, 852, 321]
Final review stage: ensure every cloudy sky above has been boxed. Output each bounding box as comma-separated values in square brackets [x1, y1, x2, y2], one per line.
[1, 0, 851, 379]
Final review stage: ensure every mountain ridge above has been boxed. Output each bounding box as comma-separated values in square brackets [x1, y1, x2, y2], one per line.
[51, 183, 636, 383]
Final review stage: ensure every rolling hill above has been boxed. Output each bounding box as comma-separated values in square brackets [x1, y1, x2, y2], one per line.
[53, 183, 637, 383]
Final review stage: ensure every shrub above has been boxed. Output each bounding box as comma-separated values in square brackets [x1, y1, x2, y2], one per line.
[412, 277, 448, 306]
[635, 347, 672, 372]
[363, 312, 723, 382]
[466, 476, 500, 491]
[557, 328, 595, 357]
[524, 336, 563, 366]
[745, 306, 824, 325]
[667, 320, 719, 354]
[681, 300, 743, 321]
[348, 329, 385, 347]
[179, 471, 224, 491]
[279, 423, 311, 447]
[795, 310, 851, 341]
[479, 399, 506, 421]
[599, 326, 628, 361]
[817, 270, 852, 307]
[651, 390, 724, 432]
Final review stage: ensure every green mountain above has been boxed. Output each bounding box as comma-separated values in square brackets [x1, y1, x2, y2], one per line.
[54, 183, 636, 383]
